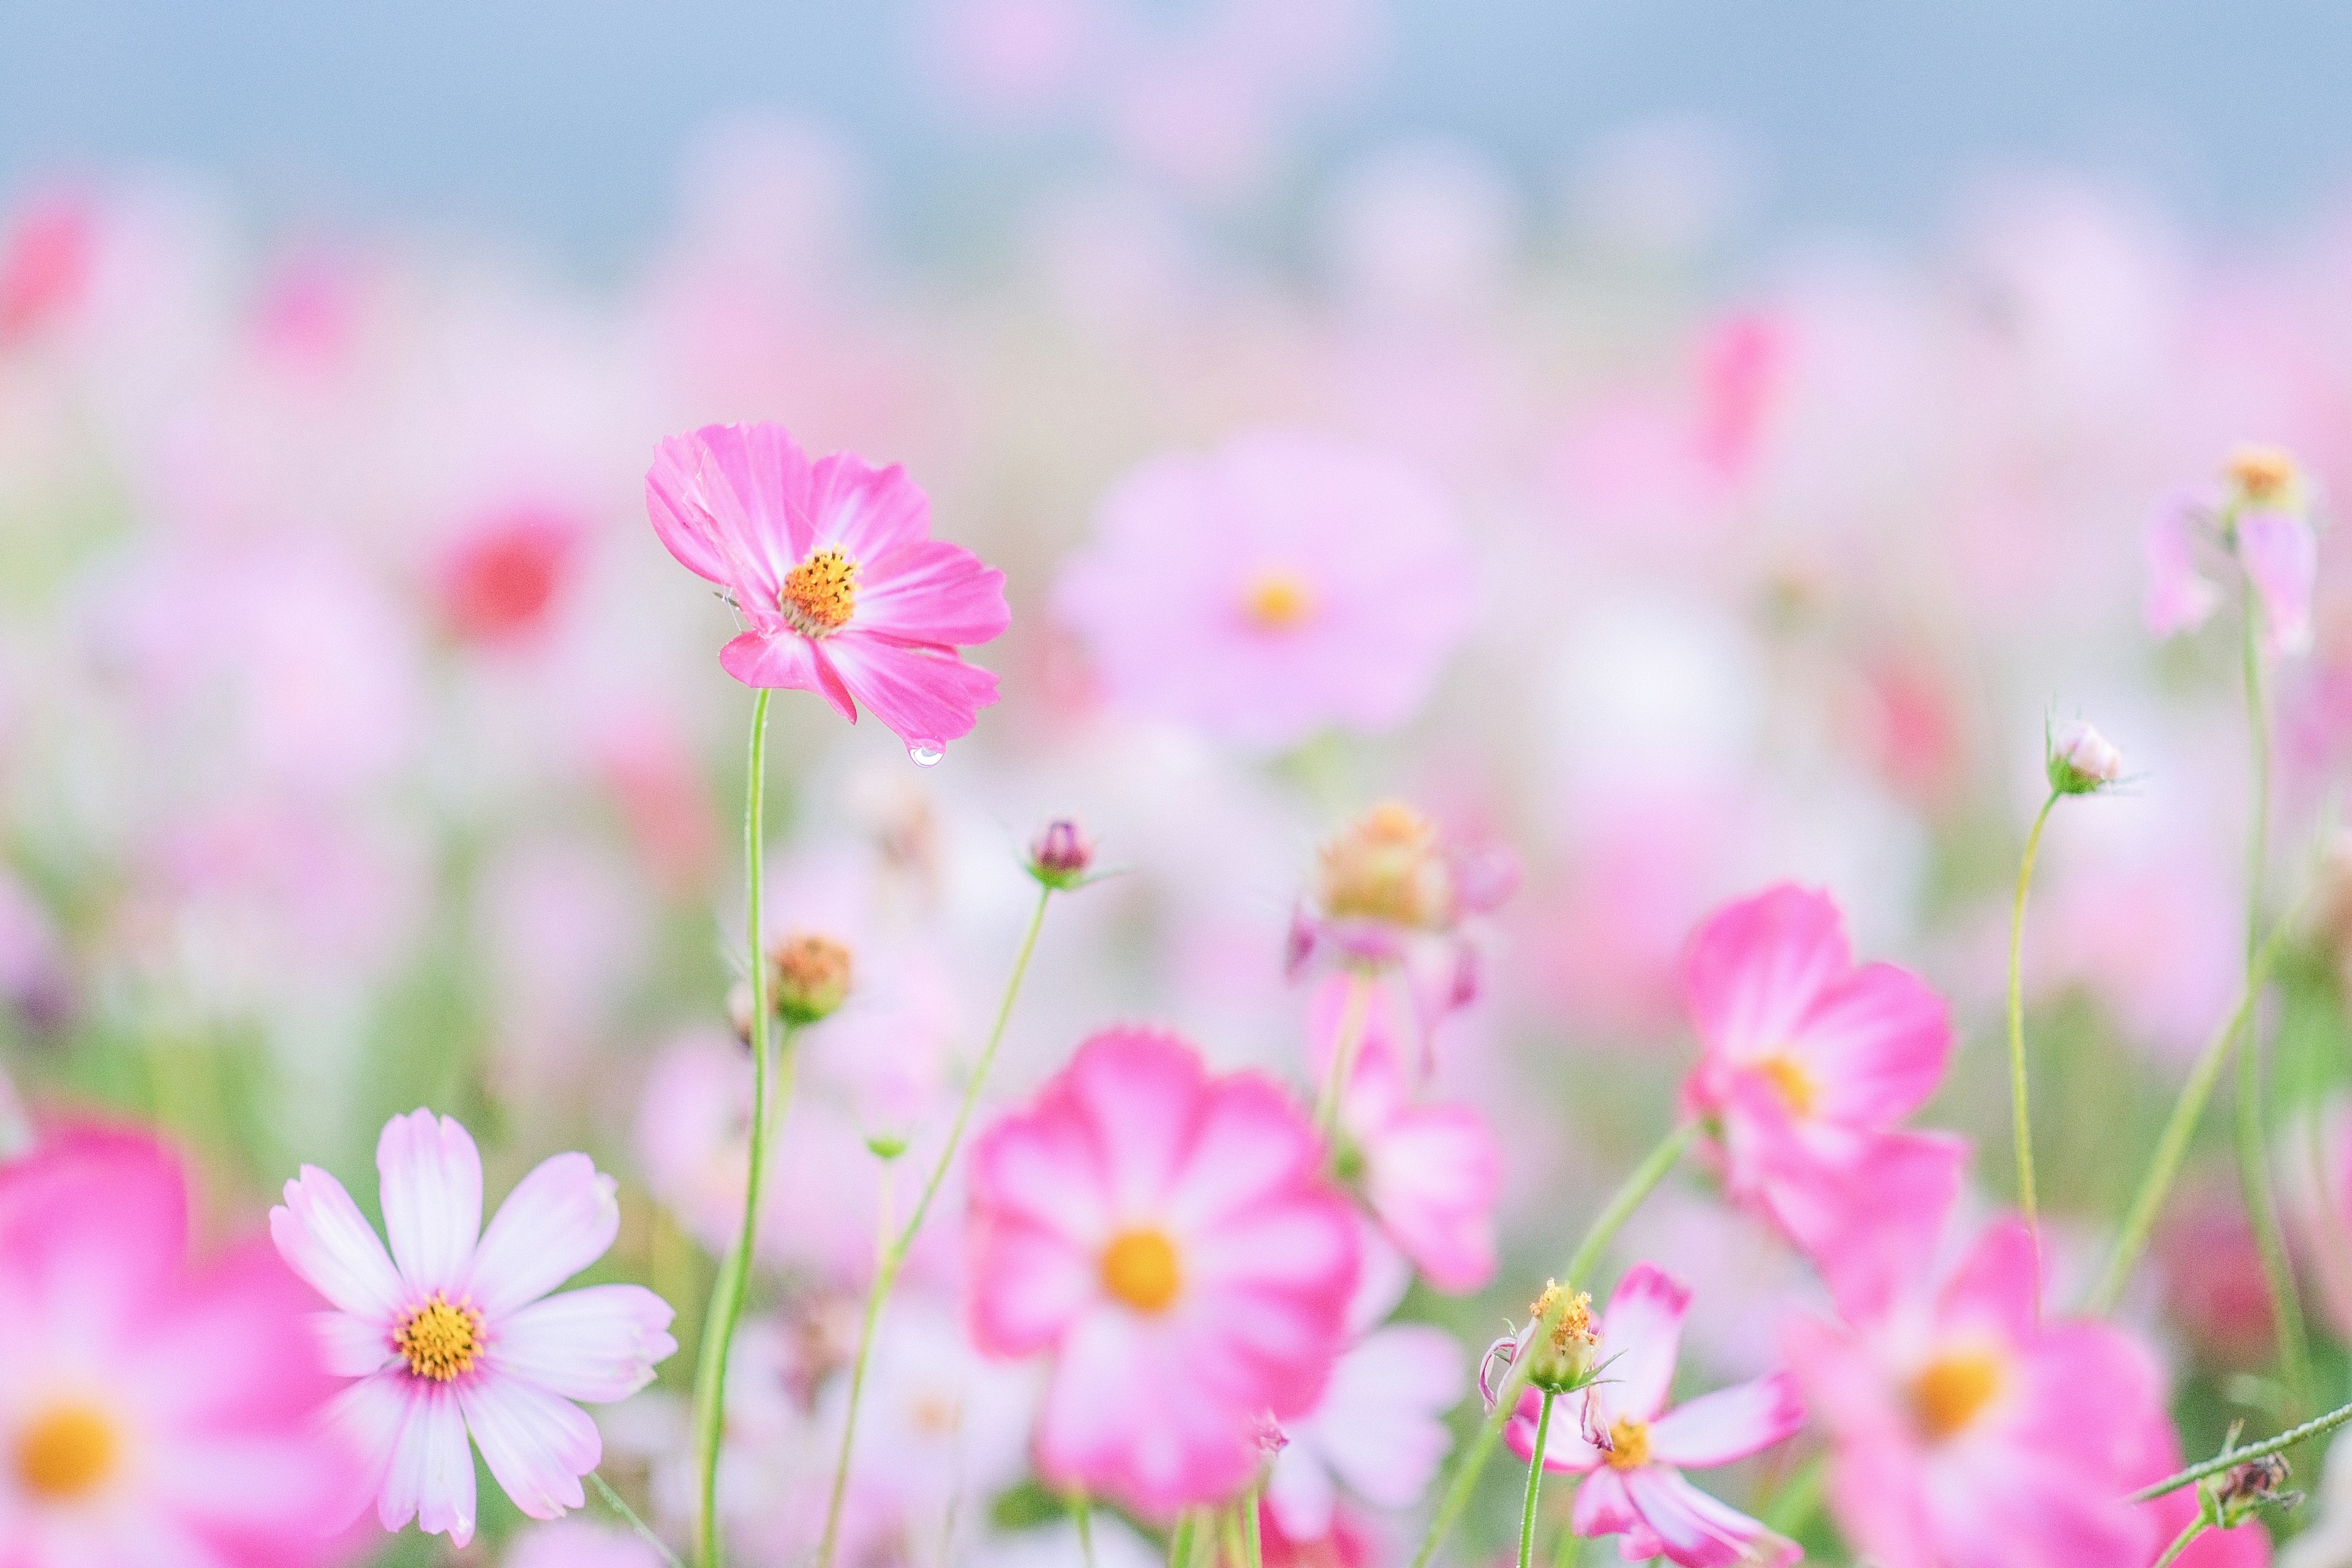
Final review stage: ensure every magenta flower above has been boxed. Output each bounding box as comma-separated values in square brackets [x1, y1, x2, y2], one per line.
[1679, 884, 1966, 1272]
[965, 1027, 1360, 1518]
[270, 1109, 677, 1547]
[1054, 431, 1471, 752]
[1787, 1215, 2216, 1567]
[0, 1126, 362, 1567]
[1501, 1266, 1803, 1567]
[646, 421, 1011, 760]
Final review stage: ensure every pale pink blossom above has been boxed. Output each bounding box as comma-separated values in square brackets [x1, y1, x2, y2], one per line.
[1055, 431, 1471, 752]
[645, 421, 1009, 759]
[1502, 1265, 1803, 1567]
[966, 1027, 1359, 1517]
[271, 1109, 677, 1547]
[503, 1520, 668, 1568]
[0, 1126, 363, 1566]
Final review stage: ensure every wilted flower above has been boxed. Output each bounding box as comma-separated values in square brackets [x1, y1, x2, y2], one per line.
[2143, 444, 2320, 658]
[1288, 801, 1518, 981]
[771, 930, 854, 1025]
[2046, 718, 2123, 795]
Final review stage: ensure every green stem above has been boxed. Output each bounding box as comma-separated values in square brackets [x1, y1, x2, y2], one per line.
[2237, 578, 2314, 1414]
[694, 688, 775, 1568]
[2007, 790, 2059, 1306]
[815, 883, 1058, 1568]
[1076, 1496, 1098, 1568]
[2152, 1519, 2206, 1568]
[2132, 1394, 2352, 1500]
[1761, 1452, 1825, 1539]
[1550, 1505, 1585, 1568]
[1313, 970, 1374, 1142]
[1219, 1505, 1249, 1568]
[591, 1472, 684, 1568]
[1242, 1487, 1263, 1568]
[1167, 1513, 1196, 1568]
[1517, 1390, 1557, 1568]
[1409, 1121, 1697, 1568]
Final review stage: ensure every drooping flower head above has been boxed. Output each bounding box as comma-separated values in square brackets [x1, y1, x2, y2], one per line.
[646, 421, 1011, 761]
[2143, 443, 2320, 659]
[1678, 884, 1966, 1277]
[0, 1126, 363, 1567]
[965, 1027, 1360, 1517]
[1054, 430, 1472, 752]
[1499, 1265, 1804, 1567]
[271, 1109, 678, 1547]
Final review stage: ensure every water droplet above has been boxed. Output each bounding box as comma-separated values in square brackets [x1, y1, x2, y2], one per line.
[907, 742, 944, 767]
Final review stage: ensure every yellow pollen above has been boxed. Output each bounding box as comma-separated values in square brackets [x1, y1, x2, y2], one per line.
[1243, 571, 1316, 632]
[1531, 1282, 1597, 1353]
[1318, 801, 1450, 929]
[1603, 1415, 1652, 1471]
[396, 1294, 485, 1383]
[16, 1404, 119, 1502]
[780, 548, 859, 636]
[1908, 1349, 2003, 1440]
[1754, 1053, 1817, 1118]
[2227, 444, 2298, 503]
[1101, 1227, 1182, 1314]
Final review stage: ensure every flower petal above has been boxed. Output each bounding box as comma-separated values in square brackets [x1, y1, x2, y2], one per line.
[854, 537, 1011, 649]
[819, 630, 1000, 748]
[322, 1371, 415, 1534]
[271, 1164, 405, 1322]
[1646, 1373, 1805, 1469]
[1572, 1465, 1640, 1538]
[1621, 1465, 1792, 1568]
[1599, 1265, 1690, 1421]
[718, 630, 856, 718]
[2143, 488, 2223, 639]
[806, 451, 930, 565]
[2239, 507, 2316, 658]
[463, 1153, 621, 1319]
[1684, 885, 1853, 1066]
[1790, 960, 1951, 1126]
[459, 1375, 601, 1522]
[492, 1284, 679, 1403]
[377, 1109, 483, 1294]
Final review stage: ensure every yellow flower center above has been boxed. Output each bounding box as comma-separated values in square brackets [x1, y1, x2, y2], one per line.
[1243, 571, 1316, 632]
[1603, 1415, 1652, 1471]
[2227, 443, 2298, 504]
[1319, 801, 1450, 929]
[780, 548, 859, 636]
[1754, 1052, 1817, 1118]
[1909, 1348, 2003, 1440]
[16, 1404, 119, 1502]
[1100, 1227, 1182, 1314]
[396, 1294, 485, 1383]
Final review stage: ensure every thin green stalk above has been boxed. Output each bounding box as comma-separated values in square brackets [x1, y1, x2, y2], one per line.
[1550, 1508, 1585, 1568]
[2132, 1393, 2352, 1499]
[2237, 579, 2314, 1414]
[1409, 1121, 1698, 1568]
[1076, 1496, 1098, 1568]
[2152, 1519, 2206, 1568]
[1167, 1513, 1196, 1568]
[1219, 1505, 1249, 1568]
[2007, 790, 2059, 1306]
[694, 687, 775, 1568]
[1517, 1390, 1558, 1568]
[591, 1472, 684, 1568]
[1313, 970, 1373, 1142]
[816, 884, 1058, 1568]
[1242, 1488, 1263, 1568]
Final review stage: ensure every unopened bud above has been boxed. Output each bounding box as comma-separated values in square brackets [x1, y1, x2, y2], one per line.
[2046, 720, 2122, 796]
[1027, 819, 1095, 891]
[1521, 1281, 1599, 1394]
[2206, 1452, 2300, 1529]
[769, 932, 853, 1026]
[1318, 801, 1450, 930]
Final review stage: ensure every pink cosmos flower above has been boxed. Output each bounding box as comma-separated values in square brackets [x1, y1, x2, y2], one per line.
[271, 1109, 678, 1547]
[1678, 884, 1967, 1276]
[966, 1027, 1360, 1517]
[2143, 450, 2320, 660]
[1787, 1213, 2251, 1568]
[0, 1126, 362, 1566]
[435, 502, 584, 649]
[645, 421, 1010, 760]
[1501, 1265, 1804, 1567]
[1054, 431, 1471, 752]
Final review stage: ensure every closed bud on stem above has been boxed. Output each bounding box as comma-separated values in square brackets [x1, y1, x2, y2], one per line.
[769, 932, 854, 1026]
[1521, 1280, 1599, 1394]
[1027, 819, 1095, 890]
[2205, 1453, 2300, 1529]
[2046, 720, 2122, 796]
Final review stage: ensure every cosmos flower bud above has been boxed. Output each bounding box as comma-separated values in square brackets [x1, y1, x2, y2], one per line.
[1317, 801, 1452, 931]
[1520, 1280, 1599, 1394]
[2226, 443, 2302, 510]
[1027, 819, 1096, 891]
[769, 932, 854, 1026]
[2045, 720, 2122, 796]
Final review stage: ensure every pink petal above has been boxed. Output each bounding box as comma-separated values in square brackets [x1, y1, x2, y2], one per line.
[1363, 1101, 1501, 1294]
[2239, 507, 2316, 658]
[1764, 1126, 1964, 1323]
[1789, 960, 1951, 1126]
[1600, 1264, 1691, 1421]
[459, 1375, 601, 1522]
[2143, 489, 2223, 639]
[1621, 1466, 1792, 1568]
[818, 630, 1001, 748]
[647, 422, 813, 598]
[1938, 1216, 2041, 1345]
[322, 1371, 414, 1534]
[1306, 1324, 1463, 1508]
[805, 451, 931, 565]
[1646, 1373, 1805, 1469]
[967, 1216, 1098, 1355]
[377, 1109, 483, 1294]
[1573, 1465, 1641, 1538]
[462, 1153, 621, 1319]
[493, 1284, 679, 1403]
[311, 1308, 396, 1378]
[718, 630, 857, 718]
[271, 1164, 405, 1321]
[854, 537, 1012, 649]
[1265, 1436, 1340, 1539]
[1684, 884, 1853, 1066]
[644, 431, 735, 585]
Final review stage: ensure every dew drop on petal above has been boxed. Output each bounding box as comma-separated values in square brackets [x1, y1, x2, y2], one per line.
[908, 742, 944, 767]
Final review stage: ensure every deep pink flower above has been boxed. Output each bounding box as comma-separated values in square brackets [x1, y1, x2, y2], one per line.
[0, 1126, 362, 1566]
[435, 503, 584, 648]
[0, 193, 92, 347]
[646, 421, 1011, 759]
[1502, 1265, 1803, 1567]
[1679, 884, 1966, 1273]
[1054, 431, 1471, 752]
[1787, 1214, 2248, 1568]
[270, 1110, 677, 1547]
[965, 1027, 1360, 1517]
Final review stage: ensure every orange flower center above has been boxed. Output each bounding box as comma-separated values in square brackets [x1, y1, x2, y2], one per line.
[780, 548, 859, 636]
[1754, 1052, 1817, 1117]
[1100, 1227, 1182, 1313]
[1242, 571, 1315, 632]
[1603, 1414, 1651, 1471]
[1908, 1348, 2003, 1440]
[2227, 444, 2297, 504]
[396, 1294, 484, 1382]
[16, 1404, 119, 1501]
